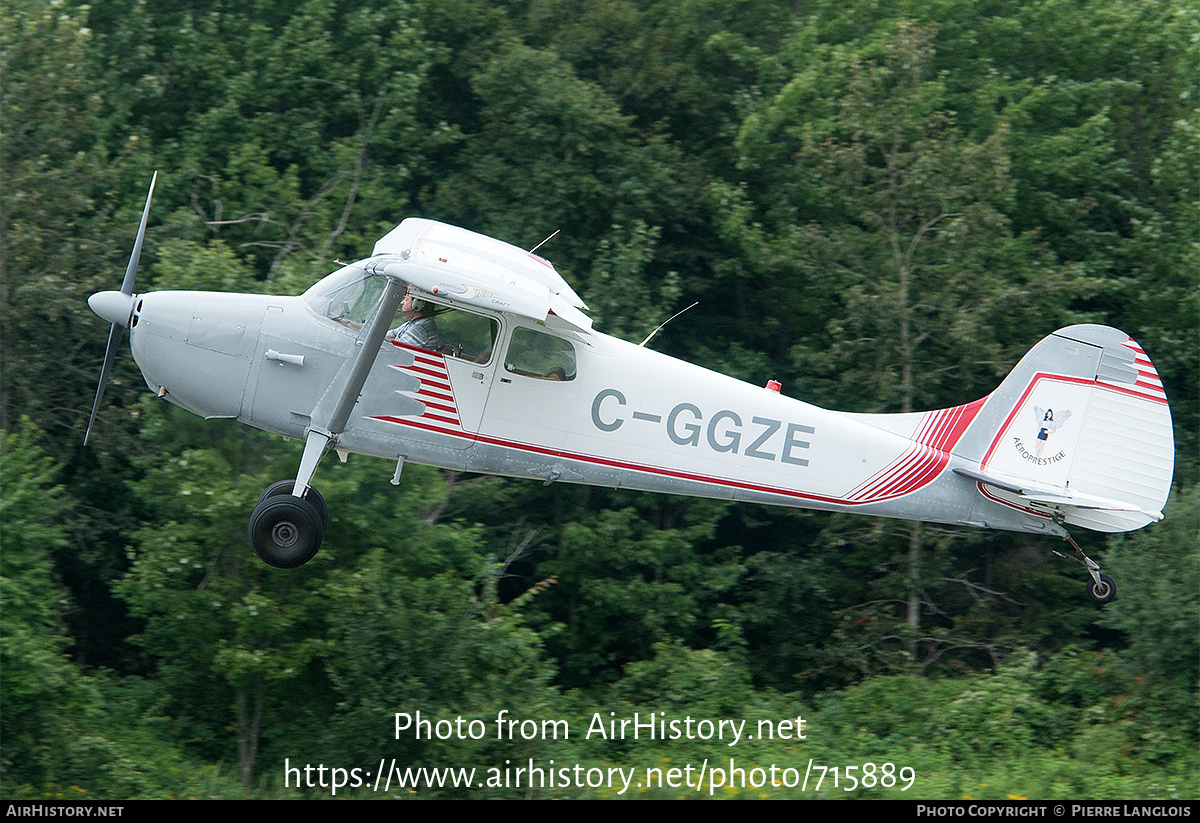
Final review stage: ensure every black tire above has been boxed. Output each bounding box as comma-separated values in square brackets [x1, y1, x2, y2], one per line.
[256, 480, 329, 529]
[1088, 573, 1116, 605]
[248, 495, 324, 569]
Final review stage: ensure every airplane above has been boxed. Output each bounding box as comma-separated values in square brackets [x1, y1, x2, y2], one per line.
[86, 175, 1175, 603]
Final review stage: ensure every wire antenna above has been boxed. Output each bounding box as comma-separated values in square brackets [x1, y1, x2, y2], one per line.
[528, 229, 559, 255]
[639, 301, 699, 348]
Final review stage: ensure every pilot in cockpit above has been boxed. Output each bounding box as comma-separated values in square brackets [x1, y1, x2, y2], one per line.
[387, 289, 440, 351]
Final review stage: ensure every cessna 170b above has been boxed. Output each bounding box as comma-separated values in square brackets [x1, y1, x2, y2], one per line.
[87, 175, 1175, 603]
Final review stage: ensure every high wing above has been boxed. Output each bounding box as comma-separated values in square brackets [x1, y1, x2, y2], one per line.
[368, 218, 592, 332]
[280, 218, 594, 521]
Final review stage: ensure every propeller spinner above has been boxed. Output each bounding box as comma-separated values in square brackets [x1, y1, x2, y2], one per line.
[84, 172, 157, 445]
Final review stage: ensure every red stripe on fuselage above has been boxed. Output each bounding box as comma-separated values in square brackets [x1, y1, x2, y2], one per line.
[371, 411, 965, 508]
[847, 398, 983, 502]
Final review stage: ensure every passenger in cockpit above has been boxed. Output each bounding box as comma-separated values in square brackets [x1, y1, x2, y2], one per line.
[388, 290, 440, 351]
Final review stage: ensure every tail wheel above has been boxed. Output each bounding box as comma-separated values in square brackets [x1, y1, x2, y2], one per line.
[256, 480, 329, 529]
[249, 495, 324, 569]
[1088, 574, 1117, 605]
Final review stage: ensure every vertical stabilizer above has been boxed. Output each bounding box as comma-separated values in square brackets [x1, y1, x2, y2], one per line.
[953, 325, 1174, 533]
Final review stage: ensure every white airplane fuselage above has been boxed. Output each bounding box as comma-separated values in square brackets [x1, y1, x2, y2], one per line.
[129, 283, 1081, 539]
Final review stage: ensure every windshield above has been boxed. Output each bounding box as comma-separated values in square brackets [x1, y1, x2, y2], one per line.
[302, 265, 386, 325]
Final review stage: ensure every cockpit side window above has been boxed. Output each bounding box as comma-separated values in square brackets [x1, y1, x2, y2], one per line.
[304, 270, 498, 361]
[433, 307, 499, 364]
[387, 296, 498, 361]
[504, 327, 577, 381]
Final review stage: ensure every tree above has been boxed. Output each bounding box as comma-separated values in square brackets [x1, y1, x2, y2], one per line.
[0, 0, 133, 442]
[427, 42, 693, 279]
[705, 21, 1120, 675]
[114, 439, 332, 791]
[0, 420, 77, 789]
[1, 420, 206, 798]
[583, 220, 681, 343]
[1100, 488, 1200, 700]
[789, 22, 1083, 415]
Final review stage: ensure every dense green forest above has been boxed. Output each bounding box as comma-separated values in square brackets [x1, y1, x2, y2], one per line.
[2, 0, 1196, 799]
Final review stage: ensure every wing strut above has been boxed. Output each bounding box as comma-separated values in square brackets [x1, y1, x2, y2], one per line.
[292, 276, 407, 496]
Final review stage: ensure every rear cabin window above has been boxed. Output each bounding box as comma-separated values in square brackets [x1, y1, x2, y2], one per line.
[504, 327, 577, 381]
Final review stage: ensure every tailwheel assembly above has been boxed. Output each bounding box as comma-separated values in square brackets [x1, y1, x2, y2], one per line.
[1087, 573, 1116, 605]
[1052, 533, 1116, 605]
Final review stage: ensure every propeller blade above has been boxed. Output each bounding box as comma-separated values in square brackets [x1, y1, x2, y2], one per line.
[85, 172, 157, 445]
[120, 170, 157, 295]
[84, 323, 123, 446]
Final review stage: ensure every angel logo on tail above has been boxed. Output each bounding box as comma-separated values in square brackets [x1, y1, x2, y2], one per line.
[1034, 406, 1072, 457]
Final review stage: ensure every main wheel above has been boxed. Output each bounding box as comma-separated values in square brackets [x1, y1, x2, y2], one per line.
[255, 480, 328, 529]
[1088, 573, 1116, 605]
[248, 495, 324, 569]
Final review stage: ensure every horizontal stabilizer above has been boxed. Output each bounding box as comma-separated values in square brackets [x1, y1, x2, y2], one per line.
[953, 467, 1163, 521]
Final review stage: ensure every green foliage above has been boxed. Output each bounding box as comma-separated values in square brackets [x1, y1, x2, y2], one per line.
[584, 221, 681, 343]
[0, 421, 77, 789]
[1, 0, 131, 442]
[3, 0, 1195, 799]
[614, 639, 750, 717]
[741, 21, 1090, 413]
[319, 547, 560, 780]
[812, 651, 1197, 799]
[1, 421, 210, 798]
[535, 502, 723, 686]
[1100, 489, 1200, 700]
[149, 239, 260, 293]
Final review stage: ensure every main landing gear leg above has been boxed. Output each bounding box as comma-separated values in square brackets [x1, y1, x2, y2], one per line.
[247, 276, 404, 569]
[248, 431, 330, 569]
[1053, 533, 1116, 605]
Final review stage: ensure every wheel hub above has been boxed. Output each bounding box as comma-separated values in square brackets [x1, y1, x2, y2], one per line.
[249, 483, 326, 568]
[271, 520, 299, 547]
